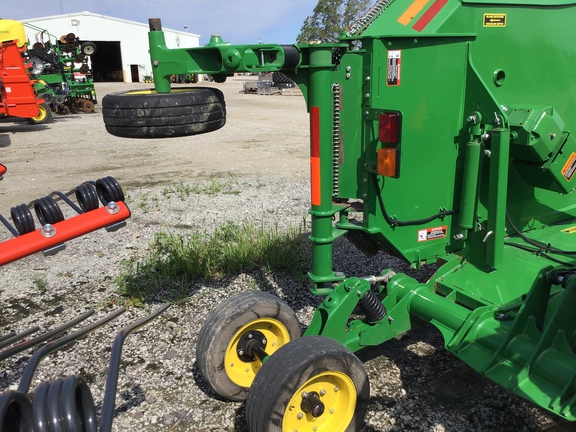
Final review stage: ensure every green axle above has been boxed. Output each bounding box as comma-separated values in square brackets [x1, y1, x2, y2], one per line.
[145, 0, 576, 421]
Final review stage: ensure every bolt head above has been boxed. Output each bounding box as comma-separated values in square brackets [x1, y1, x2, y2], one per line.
[41, 224, 56, 238]
[106, 201, 120, 214]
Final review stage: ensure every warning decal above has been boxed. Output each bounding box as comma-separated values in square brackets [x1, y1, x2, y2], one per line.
[387, 50, 401, 86]
[562, 152, 576, 181]
[483, 14, 506, 27]
[561, 226, 576, 234]
[418, 226, 447, 242]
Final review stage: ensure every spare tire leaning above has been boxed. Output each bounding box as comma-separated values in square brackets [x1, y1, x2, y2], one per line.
[102, 87, 226, 139]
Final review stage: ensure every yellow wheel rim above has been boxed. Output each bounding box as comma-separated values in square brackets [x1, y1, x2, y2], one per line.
[224, 318, 290, 388]
[282, 371, 357, 432]
[32, 105, 47, 122]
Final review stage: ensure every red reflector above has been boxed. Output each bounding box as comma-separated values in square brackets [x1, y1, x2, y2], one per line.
[379, 112, 400, 144]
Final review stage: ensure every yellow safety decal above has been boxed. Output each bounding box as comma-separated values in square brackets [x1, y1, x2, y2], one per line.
[561, 226, 576, 234]
[483, 14, 506, 27]
[562, 152, 576, 181]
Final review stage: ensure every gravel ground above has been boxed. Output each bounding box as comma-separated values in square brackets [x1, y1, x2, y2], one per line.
[0, 80, 573, 431]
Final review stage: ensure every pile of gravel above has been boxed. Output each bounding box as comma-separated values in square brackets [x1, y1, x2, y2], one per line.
[0, 176, 568, 431]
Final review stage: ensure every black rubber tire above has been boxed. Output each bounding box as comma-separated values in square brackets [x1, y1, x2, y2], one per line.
[246, 336, 370, 432]
[196, 291, 301, 402]
[80, 42, 96, 56]
[27, 102, 52, 125]
[102, 87, 226, 138]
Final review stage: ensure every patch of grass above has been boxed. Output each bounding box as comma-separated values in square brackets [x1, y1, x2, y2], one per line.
[162, 177, 240, 201]
[115, 220, 309, 306]
[33, 276, 48, 293]
[136, 191, 159, 212]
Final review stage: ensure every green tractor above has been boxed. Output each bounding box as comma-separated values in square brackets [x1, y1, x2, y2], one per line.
[103, 0, 576, 430]
[24, 23, 97, 114]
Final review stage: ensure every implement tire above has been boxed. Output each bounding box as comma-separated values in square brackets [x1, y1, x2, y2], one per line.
[197, 291, 301, 402]
[102, 87, 226, 138]
[27, 102, 52, 125]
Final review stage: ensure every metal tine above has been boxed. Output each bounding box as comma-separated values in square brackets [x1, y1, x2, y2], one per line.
[99, 304, 171, 432]
[0, 332, 16, 344]
[0, 309, 95, 362]
[0, 327, 40, 350]
[17, 308, 125, 394]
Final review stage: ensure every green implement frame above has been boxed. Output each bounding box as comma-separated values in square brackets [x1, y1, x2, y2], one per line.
[145, 0, 576, 422]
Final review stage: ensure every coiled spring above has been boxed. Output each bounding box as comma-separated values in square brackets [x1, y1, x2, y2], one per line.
[358, 288, 387, 323]
[0, 176, 124, 237]
[0, 305, 169, 432]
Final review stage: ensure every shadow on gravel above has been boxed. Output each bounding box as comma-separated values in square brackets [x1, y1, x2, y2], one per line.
[0, 132, 11, 148]
[355, 320, 566, 432]
[191, 359, 229, 402]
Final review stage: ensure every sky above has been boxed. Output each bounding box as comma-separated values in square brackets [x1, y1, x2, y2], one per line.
[0, 0, 319, 45]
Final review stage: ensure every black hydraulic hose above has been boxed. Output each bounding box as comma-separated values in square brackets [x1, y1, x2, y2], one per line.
[0, 326, 40, 350]
[373, 174, 457, 227]
[17, 308, 125, 393]
[506, 212, 576, 255]
[99, 304, 171, 432]
[0, 309, 95, 362]
[504, 241, 573, 266]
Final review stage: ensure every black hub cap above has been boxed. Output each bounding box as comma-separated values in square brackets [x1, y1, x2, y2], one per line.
[301, 391, 325, 418]
[236, 330, 267, 362]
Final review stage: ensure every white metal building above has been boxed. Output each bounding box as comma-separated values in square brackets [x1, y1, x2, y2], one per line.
[21, 11, 200, 83]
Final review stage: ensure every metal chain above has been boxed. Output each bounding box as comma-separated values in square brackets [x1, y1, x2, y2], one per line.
[346, 0, 395, 37]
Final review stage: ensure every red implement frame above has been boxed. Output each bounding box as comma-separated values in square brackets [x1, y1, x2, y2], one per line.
[0, 40, 42, 118]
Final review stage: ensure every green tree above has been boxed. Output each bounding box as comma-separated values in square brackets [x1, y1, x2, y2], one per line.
[297, 0, 371, 44]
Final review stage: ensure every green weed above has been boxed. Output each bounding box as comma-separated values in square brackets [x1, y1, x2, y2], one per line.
[115, 220, 309, 305]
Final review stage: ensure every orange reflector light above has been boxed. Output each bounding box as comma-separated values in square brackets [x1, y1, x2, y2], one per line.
[379, 112, 400, 144]
[378, 147, 399, 178]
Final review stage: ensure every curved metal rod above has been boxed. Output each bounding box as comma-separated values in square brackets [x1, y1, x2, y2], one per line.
[0, 332, 16, 344]
[17, 308, 125, 394]
[0, 309, 95, 362]
[0, 214, 20, 237]
[0, 326, 40, 350]
[99, 304, 171, 432]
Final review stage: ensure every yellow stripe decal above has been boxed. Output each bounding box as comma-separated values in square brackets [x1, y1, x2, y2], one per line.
[398, 0, 431, 25]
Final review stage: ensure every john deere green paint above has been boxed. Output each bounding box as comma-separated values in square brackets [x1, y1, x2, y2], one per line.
[103, 1, 576, 429]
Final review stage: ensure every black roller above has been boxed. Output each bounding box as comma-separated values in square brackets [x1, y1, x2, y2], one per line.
[281, 45, 300, 69]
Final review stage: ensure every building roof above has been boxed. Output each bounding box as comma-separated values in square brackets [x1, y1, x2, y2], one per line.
[23, 11, 200, 38]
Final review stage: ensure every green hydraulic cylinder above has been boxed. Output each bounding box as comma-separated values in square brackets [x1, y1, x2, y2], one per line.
[307, 46, 342, 292]
[486, 128, 510, 269]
